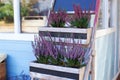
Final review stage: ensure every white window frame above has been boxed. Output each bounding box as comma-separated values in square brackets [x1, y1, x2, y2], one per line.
[0, 0, 117, 41]
[0, 0, 55, 41]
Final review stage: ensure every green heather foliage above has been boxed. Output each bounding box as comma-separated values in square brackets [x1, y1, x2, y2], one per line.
[32, 32, 91, 68]
[70, 17, 90, 28]
[48, 4, 91, 28]
[69, 5, 91, 28]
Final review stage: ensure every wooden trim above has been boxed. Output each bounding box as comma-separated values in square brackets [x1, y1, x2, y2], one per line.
[39, 27, 91, 34]
[0, 33, 35, 41]
[96, 28, 116, 38]
[30, 62, 80, 74]
[102, 0, 109, 28]
[0, 28, 115, 41]
[30, 62, 86, 80]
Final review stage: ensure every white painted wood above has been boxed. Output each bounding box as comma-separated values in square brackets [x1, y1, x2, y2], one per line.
[83, 56, 92, 80]
[39, 27, 91, 34]
[0, 33, 35, 41]
[30, 62, 81, 74]
[110, 0, 117, 28]
[110, 0, 118, 75]
[39, 27, 92, 44]
[102, 0, 109, 28]
[30, 72, 74, 80]
[44, 37, 88, 45]
[13, 0, 21, 34]
[30, 62, 86, 80]
[30, 56, 93, 80]
[0, 28, 115, 41]
[96, 28, 116, 38]
[90, 15, 96, 27]
[22, 16, 47, 27]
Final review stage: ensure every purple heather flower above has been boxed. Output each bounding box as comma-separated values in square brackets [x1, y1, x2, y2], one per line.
[32, 32, 91, 67]
[48, 9, 67, 27]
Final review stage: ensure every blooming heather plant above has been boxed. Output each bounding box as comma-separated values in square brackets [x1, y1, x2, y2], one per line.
[58, 38, 86, 68]
[69, 4, 91, 28]
[32, 32, 91, 68]
[48, 9, 67, 27]
[32, 32, 63, 65]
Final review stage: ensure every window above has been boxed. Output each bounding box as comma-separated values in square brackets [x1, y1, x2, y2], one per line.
[0, 0, 117, 41]
[20, 0, 52, 33]
[0, 0, 54, 33]
[97, 0, 112, 29]
[108, 0, 112, 27]
[97, 0, 103, 29]
[0, 0, 14, 32]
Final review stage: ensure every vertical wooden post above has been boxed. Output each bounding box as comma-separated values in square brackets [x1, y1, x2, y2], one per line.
[91, 51, 95, 80]
[13, 0, 21, 33]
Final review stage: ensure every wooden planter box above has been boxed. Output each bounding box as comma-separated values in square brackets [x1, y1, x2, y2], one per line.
[39, 27, 92, 45]
[30, 62, 86, 80]
[0, 61, 6, 80]
[22, 16, 47, 27]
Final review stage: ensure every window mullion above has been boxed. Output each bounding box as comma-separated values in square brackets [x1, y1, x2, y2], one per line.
[102, 0, 109, 28]
[110, 0, 117, 27]
[13, 0, 21, 34]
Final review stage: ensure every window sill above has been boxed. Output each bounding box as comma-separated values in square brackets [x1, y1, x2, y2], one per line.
[0, 28, 116, 41]
[0, 33, 35, 41]
[96, 27, 116, 38]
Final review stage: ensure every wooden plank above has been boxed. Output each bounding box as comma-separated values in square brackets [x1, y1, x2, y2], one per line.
[39, 27, 92, 34]
[91, 51, 96, 80]
[30, 62, 80, 74]
[84, 56, 92, 80]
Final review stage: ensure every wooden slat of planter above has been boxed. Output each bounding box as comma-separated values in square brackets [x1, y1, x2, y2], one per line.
[30, 72, 74, 80]
[39, 27, 91, 34]
[30, 56, 93, 80]
[39, 27, 92, 45]
[30, 54, 92, 80]
[22, 16, 47, 27]
[30, 62, 79, 74]
[83, 56, 92, 80]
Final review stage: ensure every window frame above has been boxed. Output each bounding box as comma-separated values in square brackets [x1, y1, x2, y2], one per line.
[0, 0, 117, 41]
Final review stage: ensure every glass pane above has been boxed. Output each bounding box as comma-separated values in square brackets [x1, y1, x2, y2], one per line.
[0, 0, 14, 32]
[108, 0, 112, 27]
[20, 0, 51, 33]
[97, 0, 103, 29]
